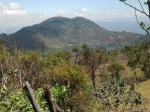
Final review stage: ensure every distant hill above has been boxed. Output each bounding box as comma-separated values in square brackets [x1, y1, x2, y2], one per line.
[0, 17, 147, 50]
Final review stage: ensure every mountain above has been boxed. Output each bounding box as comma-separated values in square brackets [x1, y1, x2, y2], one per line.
[0, 17, 146, 50]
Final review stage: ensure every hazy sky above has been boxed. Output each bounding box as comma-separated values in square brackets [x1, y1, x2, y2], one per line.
[0, 0, 148, 33]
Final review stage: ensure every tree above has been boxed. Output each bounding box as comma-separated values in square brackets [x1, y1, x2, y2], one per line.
[79, 44, 103, 89]
[108, 62, 125, 81]
[119, 0, 150, 35]
[125, 42, 150, 79]
[72, 45, 79, 64]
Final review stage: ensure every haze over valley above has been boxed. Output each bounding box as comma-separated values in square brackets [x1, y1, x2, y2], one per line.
[0, 17, 146, 50]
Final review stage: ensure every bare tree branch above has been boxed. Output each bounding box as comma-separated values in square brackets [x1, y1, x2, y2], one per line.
[120, 0, 150, 35]
[122, 1, 149, 17]
[138, 0, 145, 12]
[147, 0, 150, 19]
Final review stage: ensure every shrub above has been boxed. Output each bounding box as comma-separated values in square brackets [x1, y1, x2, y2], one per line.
[52, 63, 88, 111]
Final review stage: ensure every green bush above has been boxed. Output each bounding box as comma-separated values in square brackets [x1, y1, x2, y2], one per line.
[94, 78, 143, 111]
[52, 64, 88, 111]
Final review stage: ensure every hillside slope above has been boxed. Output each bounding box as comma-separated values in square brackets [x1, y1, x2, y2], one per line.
[0, 17, 145, 50]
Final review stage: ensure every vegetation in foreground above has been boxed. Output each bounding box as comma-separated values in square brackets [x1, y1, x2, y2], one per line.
[0, 41, 150, 111]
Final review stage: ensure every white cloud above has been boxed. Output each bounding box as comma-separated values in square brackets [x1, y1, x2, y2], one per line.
[2, 10, 27, 15]
[0, 2, 27, 16]
[0, 2, 6, 9]
[80, 8, 88, 13]
[0, 13, 51, 33]
[0, 2, 148, 34]
[9, 2, 21, 10]
[0, 2, 50, 33]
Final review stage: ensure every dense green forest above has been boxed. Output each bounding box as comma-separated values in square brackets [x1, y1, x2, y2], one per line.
[0, 41, 150, 111]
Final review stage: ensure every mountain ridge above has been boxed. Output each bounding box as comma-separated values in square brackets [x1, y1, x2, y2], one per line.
[0, 16, 146, 50]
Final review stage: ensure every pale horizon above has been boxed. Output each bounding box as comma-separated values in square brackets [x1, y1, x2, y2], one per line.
[0, 0, 149, 34]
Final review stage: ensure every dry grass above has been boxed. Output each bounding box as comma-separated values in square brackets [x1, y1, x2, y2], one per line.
[136, 79, 150, 110]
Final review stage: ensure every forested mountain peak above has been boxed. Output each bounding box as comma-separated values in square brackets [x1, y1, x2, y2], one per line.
[0, 16, 146, 50]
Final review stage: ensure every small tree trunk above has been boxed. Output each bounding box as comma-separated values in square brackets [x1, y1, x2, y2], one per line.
[74, 53, 77, 64]
[91, 66, 96, 89]
[44, 86, 63, 112]
[24, 81, 42, 112]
